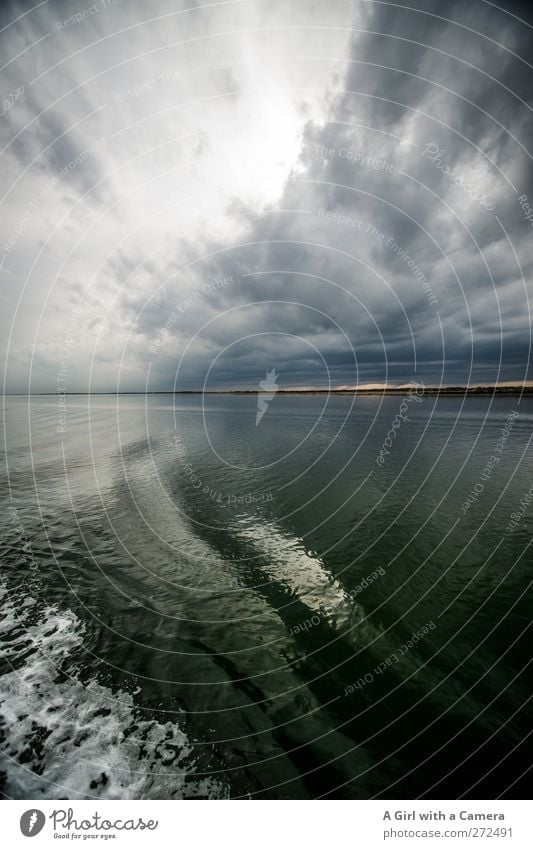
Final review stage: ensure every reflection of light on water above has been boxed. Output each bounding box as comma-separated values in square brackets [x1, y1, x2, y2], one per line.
[235, 518, 436, 688]
[236, 517, 370, 635]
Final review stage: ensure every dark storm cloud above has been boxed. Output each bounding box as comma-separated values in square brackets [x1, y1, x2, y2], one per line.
[134, 0, 533, 389]
[1, 0, 531, 391]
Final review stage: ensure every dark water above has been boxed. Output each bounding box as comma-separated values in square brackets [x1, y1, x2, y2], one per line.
[0, 393, 531, 799]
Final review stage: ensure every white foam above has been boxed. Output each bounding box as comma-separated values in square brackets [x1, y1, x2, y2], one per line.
[0, 590, 226, 799]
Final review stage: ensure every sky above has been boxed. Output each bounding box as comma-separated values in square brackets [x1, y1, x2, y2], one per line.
[1, 0, 532, 392]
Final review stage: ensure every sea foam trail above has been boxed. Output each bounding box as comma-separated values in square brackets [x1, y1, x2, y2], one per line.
[0, 589, 225, 799]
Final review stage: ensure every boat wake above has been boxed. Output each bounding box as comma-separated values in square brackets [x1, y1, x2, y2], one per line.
[0, 588, 225, 799]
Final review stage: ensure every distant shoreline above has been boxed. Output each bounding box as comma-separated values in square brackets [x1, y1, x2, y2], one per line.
[6, 386, 533, 397]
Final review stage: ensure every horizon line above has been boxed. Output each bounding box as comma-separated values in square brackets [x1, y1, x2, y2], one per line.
[3, 382, 533, 397]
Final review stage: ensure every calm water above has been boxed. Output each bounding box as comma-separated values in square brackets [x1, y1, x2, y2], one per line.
[0, 393, 531, 799]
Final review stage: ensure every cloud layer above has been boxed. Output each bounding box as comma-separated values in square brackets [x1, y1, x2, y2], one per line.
[1, 0, 532, 391]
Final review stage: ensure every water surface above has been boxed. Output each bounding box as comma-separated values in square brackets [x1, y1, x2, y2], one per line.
[1, 393, 531, 798]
